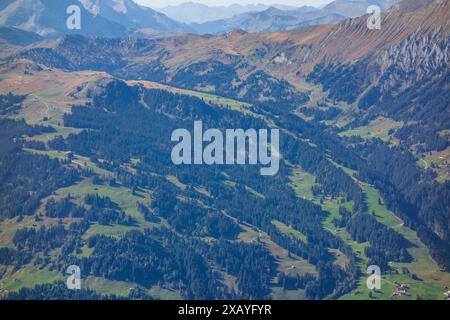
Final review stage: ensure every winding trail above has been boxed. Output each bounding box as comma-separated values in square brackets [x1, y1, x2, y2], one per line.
[419, 159, 429, 170]
[30, 94, 50, 114]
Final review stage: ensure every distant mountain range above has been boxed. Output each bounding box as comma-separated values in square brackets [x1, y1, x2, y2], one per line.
[0, 0, 190, 38]
[0, 0, 126, 38]
[189, 0, 400, 34]
[0, 0, 400, 38]
[0, 25, 43, 46]
[79, 0, 190, 32]
[189, 6, 342, 34]
[157, 2, 299, 24]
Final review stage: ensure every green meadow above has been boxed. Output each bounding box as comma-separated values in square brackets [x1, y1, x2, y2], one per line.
[288, 163, 450, 300]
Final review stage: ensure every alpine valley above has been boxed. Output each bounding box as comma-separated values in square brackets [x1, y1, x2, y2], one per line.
[0, 0, 449, 300]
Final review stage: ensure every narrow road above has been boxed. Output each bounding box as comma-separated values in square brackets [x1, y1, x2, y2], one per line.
[30, 94, 50, 114]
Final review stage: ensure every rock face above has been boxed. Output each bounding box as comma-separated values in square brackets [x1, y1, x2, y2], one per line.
[376, 32, 449, 86]
[305, 1, 450, 245]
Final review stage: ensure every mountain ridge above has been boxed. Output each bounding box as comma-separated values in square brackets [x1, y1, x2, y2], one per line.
[189, 0, 401, 34]
[0, 0, 405, 38]
[156, 2, 301, 24]
[0, 0, 191, 38]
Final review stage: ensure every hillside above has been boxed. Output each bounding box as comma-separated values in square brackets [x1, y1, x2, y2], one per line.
[0, 25, 43, 46]
[0, 0, 448, 301]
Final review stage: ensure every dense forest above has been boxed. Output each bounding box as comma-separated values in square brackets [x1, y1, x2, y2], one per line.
[1, 79, 435, 300]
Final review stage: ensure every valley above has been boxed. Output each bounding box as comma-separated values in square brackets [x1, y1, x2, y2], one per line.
[0, 0, 448, 301]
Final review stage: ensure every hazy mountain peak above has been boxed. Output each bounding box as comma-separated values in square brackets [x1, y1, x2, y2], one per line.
[189, 0, 401, 34]
[390, 0, 443, 12]
[0, 24, 43, 46]
[0, 0, 191, 37]
[0, 0, 129, 38]
[79, 0, 101, 15]
[111, 0, 128, 14]
[157, 2, 276, 24]
[85, 0, 191, 32]
[264, 6, 285, 15]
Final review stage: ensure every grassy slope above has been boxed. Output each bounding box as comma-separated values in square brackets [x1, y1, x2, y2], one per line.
[339, 117, 403, 143]
[0, 70, 255, 298]
[237, 219, 315, 300]
[417, 147, 450, 183]
[288, 162, 450, 300]
[0, 265, 62, 294]
[55, 178, 159, 236]
[272, 220, 307, 243]
[23, 148, 113, 176]
[2, 68, 448, 300]
[0, 175, 177, 297]
[128, 80, 254, 115]
[340, 166, 450, 300]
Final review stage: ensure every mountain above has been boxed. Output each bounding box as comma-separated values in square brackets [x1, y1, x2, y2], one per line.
[157, 2, 300, 24]
[0, 0, 400, 37]
[0, 25, 43, 46]
[0, 0, 449, 301]
[0, 0, 190, 38]
[79, 0, 191, 32]
[190, 0, 400, 34]
[189, 6, 333, 34]
[0, 0, 128, 38]
[0, 25, 42, 59]
[319, 0, 399, 17]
